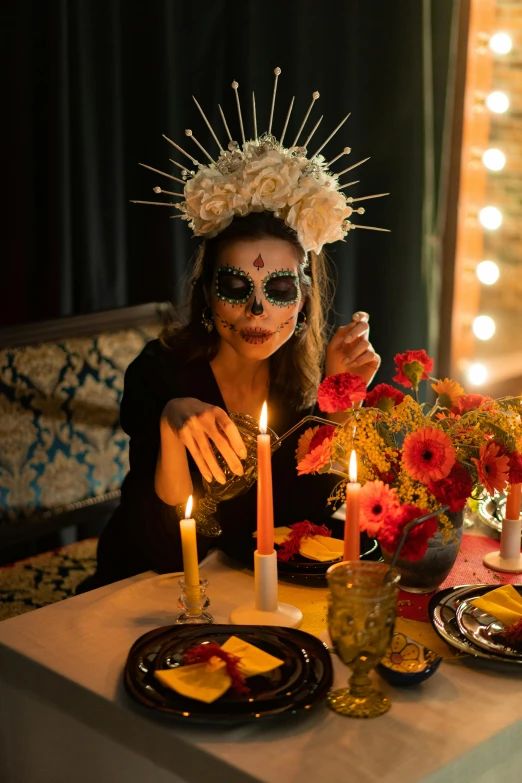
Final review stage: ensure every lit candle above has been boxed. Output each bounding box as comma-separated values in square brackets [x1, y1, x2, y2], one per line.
[257, 402, 275, 555]
[179, 495, 199, 586]
[344, 450, 361, 561]
[506, 483, 522, 521]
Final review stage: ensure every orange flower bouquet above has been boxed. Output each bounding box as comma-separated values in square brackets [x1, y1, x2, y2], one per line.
[296, 350, 522, 576]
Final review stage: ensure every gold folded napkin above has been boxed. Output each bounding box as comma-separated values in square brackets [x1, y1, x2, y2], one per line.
[470, 584, 522, 627]
[299, 534, 344, 562]
[154, 636, 284, 703]
[253, 527, 343, 562]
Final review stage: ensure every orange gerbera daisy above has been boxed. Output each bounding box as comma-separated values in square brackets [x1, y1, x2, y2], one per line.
[295, 426, 319, 464]
[402, 426, 456, 483]
[297, 438, 333, 475]
[359, 480, 400, 536]
[431, 378, 464, 410]
[471, 441, 510, 495]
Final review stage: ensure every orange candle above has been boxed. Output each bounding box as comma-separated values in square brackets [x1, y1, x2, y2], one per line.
[257, 402, 274, 555]
[506, 483, 522, 521]
[344, 450, 361, 561]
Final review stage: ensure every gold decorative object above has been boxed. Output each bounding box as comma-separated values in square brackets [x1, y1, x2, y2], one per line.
[179, 413, 334, 537]
[326, 561, 400, 719]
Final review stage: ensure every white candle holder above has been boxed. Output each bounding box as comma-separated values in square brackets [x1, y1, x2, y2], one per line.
[483, 516, 522, 574]
[230, 550, 303, 627]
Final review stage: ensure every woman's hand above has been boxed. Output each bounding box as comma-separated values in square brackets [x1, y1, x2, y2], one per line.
[325, 312, 381, 386]
[162, 398, 247, 485]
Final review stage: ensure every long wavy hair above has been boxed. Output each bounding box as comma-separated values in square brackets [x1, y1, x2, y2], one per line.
[160, 212, 333, 410]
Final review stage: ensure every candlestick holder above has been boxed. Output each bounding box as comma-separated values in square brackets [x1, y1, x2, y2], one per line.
[175, 578, 213, 624]
[230, 550, 303, 627]
[483, 516, 522, 574]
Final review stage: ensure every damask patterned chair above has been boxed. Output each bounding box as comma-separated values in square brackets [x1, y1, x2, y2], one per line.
[0, 302, 174, 619]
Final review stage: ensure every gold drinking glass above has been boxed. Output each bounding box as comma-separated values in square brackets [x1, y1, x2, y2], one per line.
[327, 561, 400, 718]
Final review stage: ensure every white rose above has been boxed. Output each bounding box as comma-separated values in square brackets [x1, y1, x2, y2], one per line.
[188, 178, 250, 237]
[286, 189, 353, 254]
[243, 150, 300, 211]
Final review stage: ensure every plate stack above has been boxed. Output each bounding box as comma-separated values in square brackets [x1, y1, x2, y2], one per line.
[429, 585, 522, 665]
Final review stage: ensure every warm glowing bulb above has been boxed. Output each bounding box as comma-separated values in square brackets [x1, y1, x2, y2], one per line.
[259, 401, 267, 434]
[486, 91, 509, 113]
[482, 148, 505, 171]
[185, 495, 193, 519]
[479, 206, 502, 230]
[490, 33, 512, 54]
[476, 260, 499, 285]
[468, 363, 488, 386]
[349, 450, 358, 483]
[473, 315, 496, 341]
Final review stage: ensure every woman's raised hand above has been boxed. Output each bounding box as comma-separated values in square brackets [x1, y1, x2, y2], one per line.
[325, 312, 381, 387]
[162, 398, 247, 485]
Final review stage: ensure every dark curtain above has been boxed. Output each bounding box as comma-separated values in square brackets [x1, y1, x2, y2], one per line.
[5, 0, 459, 380]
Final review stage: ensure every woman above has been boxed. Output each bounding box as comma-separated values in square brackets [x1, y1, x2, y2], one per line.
[84, 70, 384, 588]
[85, 211, 379, 589]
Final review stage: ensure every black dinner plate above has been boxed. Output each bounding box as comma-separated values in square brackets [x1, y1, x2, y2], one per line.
[428, 583, 522, 665]
[124, 624, 333, 722]
[275, 532, 381, 586]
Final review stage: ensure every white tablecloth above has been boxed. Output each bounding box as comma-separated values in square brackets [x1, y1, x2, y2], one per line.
[1, 551, 522, 783]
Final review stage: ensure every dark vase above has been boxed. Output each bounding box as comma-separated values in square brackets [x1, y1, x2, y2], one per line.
[381, 511, 463, 593]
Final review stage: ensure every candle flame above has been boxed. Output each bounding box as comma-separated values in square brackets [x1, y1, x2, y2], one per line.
[349, 450, 358, 482]
[259, 401, 268, 434]
[185, 495, 193, 519]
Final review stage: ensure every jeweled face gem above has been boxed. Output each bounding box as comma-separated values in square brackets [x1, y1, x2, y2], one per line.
[215, 266, 254, 305]
[262, 270, 300, 307]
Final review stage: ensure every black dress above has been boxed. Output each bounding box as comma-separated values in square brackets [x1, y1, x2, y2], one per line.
[86, 339, 339, 589]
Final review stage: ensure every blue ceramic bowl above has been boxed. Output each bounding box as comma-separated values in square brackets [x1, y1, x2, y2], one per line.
[377, 632, 442, 686]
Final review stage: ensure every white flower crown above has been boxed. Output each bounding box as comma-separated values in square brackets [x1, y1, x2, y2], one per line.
[132, 68, 389, 255]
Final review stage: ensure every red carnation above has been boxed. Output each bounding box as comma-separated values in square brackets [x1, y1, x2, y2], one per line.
[393, 350, 434, 391]
[308, 425, 336, 452]
[428, 462, 473, 513]
[452, 393, 493, 415]
[317, 372, 367, 413]
[377, 504, 438, 562]
[365, 383, 405, 412]
[508, 452, 522, 485]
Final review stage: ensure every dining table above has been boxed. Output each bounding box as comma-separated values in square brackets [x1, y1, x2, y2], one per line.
[1, 524, 522, 783]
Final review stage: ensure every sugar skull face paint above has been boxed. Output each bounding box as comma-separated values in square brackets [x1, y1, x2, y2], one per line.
[262, 270, 300, 307]
[211, 238, 304, 360]
[215, 266, 254, 305]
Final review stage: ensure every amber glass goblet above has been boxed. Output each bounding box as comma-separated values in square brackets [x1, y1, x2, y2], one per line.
[326, 561, 400, 718]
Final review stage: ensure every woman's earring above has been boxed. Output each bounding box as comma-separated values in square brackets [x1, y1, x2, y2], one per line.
[294, 311, 307, 335]
[201, 306, 214, 333]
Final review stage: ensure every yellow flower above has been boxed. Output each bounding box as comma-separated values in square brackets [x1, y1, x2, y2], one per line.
[431, 378, 464, 409]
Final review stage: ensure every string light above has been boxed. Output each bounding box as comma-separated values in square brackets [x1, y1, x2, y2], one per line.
[490, 33, 512, 54]
[479, 206, 502, 230]
[473, 315, 496, 341]
[486, 91, 509, 113]
[482, 148, 505, 171]
[476, 260, 499, 285]
[468, 363, 488, 386]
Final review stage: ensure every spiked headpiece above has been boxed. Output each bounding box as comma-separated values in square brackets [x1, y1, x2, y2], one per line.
[132, 68, 389, 254]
